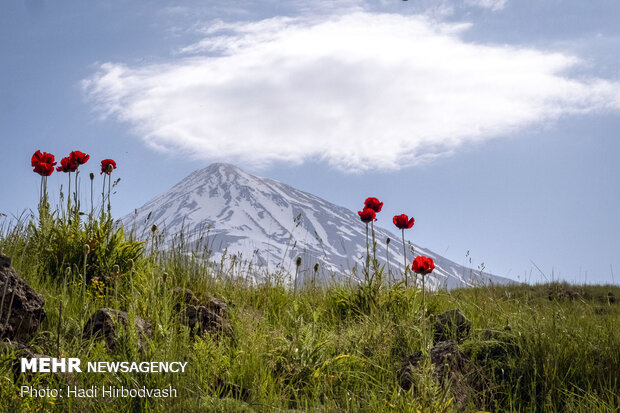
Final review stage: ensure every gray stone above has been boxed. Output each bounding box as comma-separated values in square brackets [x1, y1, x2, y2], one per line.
[432, 309, 472, 343]
[82, 308, 152, 351]
[399, 340, 470, 409]
[172, 287, 232, 339]
[0, 253, 46, 342]
[1, 340, 73, 382]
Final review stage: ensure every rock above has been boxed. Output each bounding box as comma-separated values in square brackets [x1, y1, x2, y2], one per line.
[172, 287, 233, 340]
[432, 309, 472, 344]
[399, 341, 470, 409]
[0, 253, 46, 342]
[430, 340, 469, 408]
[398, 351, 422, 391]
[172, 287, 200, 308]
[213, 378, 251, 401]
[548, 286, 579, 301]
[82, 308, 152, 351]
[464, 329, 521, 362]
[430, 340, 468, 375]
[0, 340, 33, 358]
[1, 340, 73, 383]
[0, 254, 11, 268]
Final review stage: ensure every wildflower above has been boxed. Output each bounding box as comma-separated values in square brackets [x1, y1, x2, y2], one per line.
[31, 150, 56, 168]
[412, 256, 435, 275]
[393, 213, 415, 287]
[33, 161, 55, 176]
[31, 150, 56, 176]
[56, 156, 78, 173]
[70, 150, 90, 166]
[100, 159, 117, 175]
[364, 197, 383, 213]
[393, 214, 415, 229]
[358, 208, 376, 223]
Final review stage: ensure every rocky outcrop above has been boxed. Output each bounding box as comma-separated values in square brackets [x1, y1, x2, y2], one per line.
[172, 287, 233, 339]
[0, 253, 46, 342]
[400, 340, 470, 409]
[0, 340, 74, 383]
[432, 309, 472, 344]
[82, 308, 152, 351]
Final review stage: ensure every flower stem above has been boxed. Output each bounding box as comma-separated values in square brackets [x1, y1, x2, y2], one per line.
[402, 229, 408, 287]
[386, 240, 391, 286]
[421, 272, 426, 349]
[101, 175, 106, 222]
[107, 174, 111, 218]
[365, 223, 369, 273]
[75, 170, 80, 213]
[370, 220, 376, 263]
[67, 172, 71, 218]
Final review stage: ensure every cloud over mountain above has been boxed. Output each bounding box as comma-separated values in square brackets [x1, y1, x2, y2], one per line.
[84, 12, 620, 171]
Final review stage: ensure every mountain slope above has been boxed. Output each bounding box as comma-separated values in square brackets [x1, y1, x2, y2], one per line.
[121, 163, 513, 289]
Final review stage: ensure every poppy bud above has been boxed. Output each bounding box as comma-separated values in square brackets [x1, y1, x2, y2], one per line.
[83, 244, 90, 255]
[313, 263, 319, 273]
[296, 257, 302, 267]
[90, 172, 94, 181]
[151, 224, 158, 233]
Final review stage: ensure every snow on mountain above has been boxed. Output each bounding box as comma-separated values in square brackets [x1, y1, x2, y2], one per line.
[121, 163, 513, 289]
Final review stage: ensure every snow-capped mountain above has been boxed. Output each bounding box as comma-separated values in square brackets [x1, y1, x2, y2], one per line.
[121, 163, 513, 289]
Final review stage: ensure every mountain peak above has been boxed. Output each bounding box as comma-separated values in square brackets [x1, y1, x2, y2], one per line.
[203, 162, 242, 173]
[123, 163, 513, 289]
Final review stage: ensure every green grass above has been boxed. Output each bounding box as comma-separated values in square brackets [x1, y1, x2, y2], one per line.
[0, 212, 618, 412]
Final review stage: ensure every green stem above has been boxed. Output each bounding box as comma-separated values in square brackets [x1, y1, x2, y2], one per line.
[67, 172, 71, 218]
[82, 251, 88, 314]
[422, 272, 426, 349]
[101, 174, 106, 222]
[402, 229, 408, 287]
[371, 220, 376, 263]
[107, 174, 111, 219]
[365, 223, 369, 275]
[75, 170, 80, 213]
[386, 240, 391, 286]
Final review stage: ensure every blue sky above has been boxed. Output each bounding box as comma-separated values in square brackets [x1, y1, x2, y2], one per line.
[1, 0, 619, 284]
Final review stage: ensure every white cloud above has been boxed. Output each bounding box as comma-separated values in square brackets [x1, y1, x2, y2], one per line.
[83, 12, 620, 171]
[464, 0, 508, 12]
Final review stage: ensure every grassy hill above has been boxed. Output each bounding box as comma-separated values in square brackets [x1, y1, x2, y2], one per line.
[1, 207, 618, 412]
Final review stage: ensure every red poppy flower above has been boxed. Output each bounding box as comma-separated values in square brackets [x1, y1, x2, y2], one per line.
[364, 197, 383, 213]
[100, 159, 117, 175]
[70, 150, 90, 166]
[412, 256, 435, 275]
[56, 156, 78, 173]
[393, 214, 415, 229]
[31, 150, 56, 167]
[33, 162, 55, 177]
[358, 208, 376, 223]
